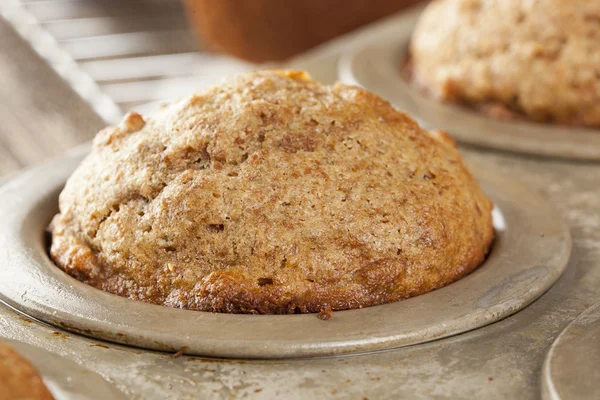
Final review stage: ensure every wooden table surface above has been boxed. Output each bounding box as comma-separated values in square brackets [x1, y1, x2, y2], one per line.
[0, 17, 104, 180]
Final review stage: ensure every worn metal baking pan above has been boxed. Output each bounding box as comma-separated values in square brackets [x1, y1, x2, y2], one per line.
[0, 147, 570, 359]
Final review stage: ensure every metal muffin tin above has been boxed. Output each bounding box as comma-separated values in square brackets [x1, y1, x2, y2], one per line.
[542, 301, 600, 400]
[2, 339, 127, 400]
[337, 23, 600, 160]
[0, 147, 570, 359]
[0, 2, 598, 398]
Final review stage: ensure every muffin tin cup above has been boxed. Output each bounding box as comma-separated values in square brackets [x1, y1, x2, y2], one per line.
[338, 37, 600, 160]
[541, 301, 600, 400]
[0, 147, 570, 359]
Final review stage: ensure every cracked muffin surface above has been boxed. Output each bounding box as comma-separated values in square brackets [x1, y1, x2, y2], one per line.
[49, 70, 494, 314]
[410, 0, 600, 127]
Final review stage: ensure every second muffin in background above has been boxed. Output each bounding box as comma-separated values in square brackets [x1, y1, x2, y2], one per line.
[410, 0, 600, 127]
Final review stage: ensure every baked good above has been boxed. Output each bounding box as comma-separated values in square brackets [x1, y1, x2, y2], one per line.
[0, 341, 54, 400]
[49, 70, 494, 314]
[184, 0, 424, 62]
[410, 0, 600, 127]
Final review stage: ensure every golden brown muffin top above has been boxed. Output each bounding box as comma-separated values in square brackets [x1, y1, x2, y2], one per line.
[411, 0, 600, 127]
[50, 70, 493, 314]
[0, 342, 54, 400]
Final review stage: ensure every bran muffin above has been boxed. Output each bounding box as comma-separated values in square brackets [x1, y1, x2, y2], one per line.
[49, 70, 494, 314]
[0, 342, 54, 400]
[410, 0, 600, 127]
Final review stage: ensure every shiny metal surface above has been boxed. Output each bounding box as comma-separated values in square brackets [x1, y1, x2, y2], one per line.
[0, 147, 571, 359]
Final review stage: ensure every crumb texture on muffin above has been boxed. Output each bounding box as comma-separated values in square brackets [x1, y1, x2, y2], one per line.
[0, 342, 54, 400]
[410, 0, 600, 127]
[49, 70, 494, 314]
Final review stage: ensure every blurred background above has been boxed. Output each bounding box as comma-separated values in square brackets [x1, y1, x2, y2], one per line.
[0, 0, 423, 181]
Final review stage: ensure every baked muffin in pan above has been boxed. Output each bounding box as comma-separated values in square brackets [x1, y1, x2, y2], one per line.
[410, 0, 600, 127]
[49, 70, 494, 314]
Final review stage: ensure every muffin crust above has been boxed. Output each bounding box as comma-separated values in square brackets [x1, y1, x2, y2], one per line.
[410, 0, 600, 127]
[50, 70, 494, 314]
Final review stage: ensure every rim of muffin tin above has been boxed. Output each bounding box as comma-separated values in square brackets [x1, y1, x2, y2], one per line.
[541, 301, 600, 400]
[1, 339, 127, 400]
[338, 34, 600, 160]
[0, 146, 571, 359]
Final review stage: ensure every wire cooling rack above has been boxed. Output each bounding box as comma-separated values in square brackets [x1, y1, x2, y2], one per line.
[1, 0, 426, 125]
[0, 0, 253, 124]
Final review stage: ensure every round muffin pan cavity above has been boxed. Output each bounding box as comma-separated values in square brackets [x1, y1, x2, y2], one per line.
[0, 147, 570, 359]
[338, 38, 600, 160]
[2, 339, 127, 400]
[541, 301, 600, 400]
